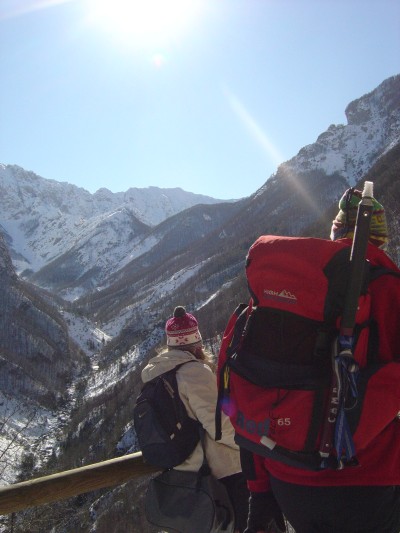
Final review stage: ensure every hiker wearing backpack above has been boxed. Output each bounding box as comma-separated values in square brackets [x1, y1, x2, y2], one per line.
[217, 188, 400, 533]
[141, 306, 249, 533]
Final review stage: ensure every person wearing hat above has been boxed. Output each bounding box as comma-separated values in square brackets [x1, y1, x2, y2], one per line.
[330, 187, 389, 250]
[141, 305, 249, 533]
[238, 188, 400, 533]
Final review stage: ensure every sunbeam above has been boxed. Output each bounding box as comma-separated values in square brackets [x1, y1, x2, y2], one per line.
[225, 89, 284, 169]
[225, 88, 322, 214]
[0, 0, 74, 21]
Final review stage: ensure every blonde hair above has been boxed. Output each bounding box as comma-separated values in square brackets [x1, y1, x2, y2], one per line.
[167, 343, 215, 370]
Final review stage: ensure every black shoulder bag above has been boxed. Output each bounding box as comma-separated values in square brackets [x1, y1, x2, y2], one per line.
[144, 427, 235, 533]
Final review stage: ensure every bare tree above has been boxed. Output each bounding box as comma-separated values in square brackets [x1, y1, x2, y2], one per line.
[0, 396, 39, 483]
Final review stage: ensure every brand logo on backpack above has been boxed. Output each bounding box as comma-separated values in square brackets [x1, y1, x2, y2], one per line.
[263, 288, 297, 304]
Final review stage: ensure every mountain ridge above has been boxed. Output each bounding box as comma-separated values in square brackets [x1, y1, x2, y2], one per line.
[0, 164, 227, 277]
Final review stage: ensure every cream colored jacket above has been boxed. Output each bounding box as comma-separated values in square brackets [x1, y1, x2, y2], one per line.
[141, 349, 241, 479]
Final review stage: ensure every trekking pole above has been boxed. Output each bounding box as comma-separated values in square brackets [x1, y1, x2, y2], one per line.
[319, 181, 374, 467]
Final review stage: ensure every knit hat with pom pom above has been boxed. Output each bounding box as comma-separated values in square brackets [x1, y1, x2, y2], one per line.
[165, 306, 202, 347]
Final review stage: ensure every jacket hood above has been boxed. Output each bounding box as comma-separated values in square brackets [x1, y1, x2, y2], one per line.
[141, 349, 198, 383]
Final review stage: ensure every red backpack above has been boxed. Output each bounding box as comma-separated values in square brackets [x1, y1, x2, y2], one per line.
[216, 236, 400, 471]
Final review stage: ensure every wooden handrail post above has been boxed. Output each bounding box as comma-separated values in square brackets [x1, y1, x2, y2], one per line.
[0, 452, 160, 515]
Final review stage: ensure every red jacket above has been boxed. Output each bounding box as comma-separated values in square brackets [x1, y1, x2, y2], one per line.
[248, 241, 400, 491]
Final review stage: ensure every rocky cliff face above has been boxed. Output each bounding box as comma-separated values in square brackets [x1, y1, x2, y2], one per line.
[0, 232, 88, 408]
[0, 231, 16, 281]
[282, 75, 400, 185]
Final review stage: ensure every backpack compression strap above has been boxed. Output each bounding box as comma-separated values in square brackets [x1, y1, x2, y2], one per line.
[215, 303, 249, 441]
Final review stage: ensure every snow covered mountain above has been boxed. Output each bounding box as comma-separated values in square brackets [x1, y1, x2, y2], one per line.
[0, 165, 226, 284]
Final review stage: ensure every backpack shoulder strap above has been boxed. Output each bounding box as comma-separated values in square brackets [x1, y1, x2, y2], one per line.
[215, 303, 251, 441]
[161, 359, 197, 379]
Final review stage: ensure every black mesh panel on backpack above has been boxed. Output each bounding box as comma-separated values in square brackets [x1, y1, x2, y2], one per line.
[228, 307, 334, 390]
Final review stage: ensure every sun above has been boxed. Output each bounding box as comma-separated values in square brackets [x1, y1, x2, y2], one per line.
[86, 0, 202, 49]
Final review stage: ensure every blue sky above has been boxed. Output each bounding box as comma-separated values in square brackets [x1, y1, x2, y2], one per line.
[0, 0, 399, 200]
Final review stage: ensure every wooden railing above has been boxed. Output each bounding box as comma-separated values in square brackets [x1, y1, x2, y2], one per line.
[0, 452, 160, 515]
